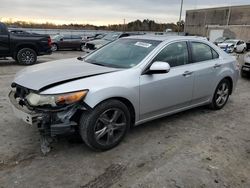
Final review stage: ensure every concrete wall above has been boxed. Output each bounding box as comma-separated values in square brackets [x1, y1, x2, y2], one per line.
[206, 25, 250, 41]
[185, 5, 250, 41]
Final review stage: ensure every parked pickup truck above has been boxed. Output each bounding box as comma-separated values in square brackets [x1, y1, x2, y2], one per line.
[0, 22, 52, 65]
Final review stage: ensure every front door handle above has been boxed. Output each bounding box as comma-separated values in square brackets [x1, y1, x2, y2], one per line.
[214, 64, 221, 68]
[183, 71, 193, 77]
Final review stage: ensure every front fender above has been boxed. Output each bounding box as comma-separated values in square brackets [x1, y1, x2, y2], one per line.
[84, 86, 140, 121]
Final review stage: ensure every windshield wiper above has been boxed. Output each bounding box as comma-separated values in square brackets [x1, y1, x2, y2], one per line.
[91, 62, 106, 67]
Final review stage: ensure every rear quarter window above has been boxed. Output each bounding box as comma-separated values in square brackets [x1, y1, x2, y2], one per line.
[191, 42, 218, 62]
[212, 48, 219, 59]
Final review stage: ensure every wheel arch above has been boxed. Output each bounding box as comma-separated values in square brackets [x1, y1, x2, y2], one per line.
[15, 44, 38, 57]
[93, 97, 136, 126]
[51, 42, 58, 47]
[223, 76, 233, 95]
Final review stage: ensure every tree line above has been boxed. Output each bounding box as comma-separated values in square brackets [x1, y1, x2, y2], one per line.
[4, 19, 184, 32]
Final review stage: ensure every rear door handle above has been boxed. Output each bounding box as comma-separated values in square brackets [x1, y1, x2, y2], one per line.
[183, 71, 193, 77]
[214, 64, 221, 68]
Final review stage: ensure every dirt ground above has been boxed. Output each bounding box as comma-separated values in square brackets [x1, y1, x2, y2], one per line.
[0, 51, 250, 188]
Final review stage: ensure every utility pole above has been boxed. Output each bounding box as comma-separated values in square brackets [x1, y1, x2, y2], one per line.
[178, 0, 184, 35]
[123, 18, 126, 31]
[226, 0, 231, 26]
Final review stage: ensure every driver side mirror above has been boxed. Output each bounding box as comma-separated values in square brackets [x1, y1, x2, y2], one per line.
[60, 38, 63, 41]
[145, 61, 171, 74]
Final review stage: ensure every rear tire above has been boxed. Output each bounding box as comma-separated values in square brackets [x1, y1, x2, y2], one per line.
[51, 43, 58, 52]
[17, 48, 37, 65]
[210, 79, 231, 110]
[80, 100, 130, 151]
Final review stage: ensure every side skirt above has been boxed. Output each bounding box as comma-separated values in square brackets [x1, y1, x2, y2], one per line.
[135, 100, 210, 126]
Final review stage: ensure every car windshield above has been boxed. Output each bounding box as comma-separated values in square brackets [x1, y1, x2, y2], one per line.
[103, 33, 121, 41]
[84, 39, 161, 68]
[224, 40, 237, 44]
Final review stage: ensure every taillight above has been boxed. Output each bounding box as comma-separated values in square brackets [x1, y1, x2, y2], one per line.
[48, 37, 52, 47]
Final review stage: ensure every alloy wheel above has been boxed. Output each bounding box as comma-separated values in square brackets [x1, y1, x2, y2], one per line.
[94, 108, 127, 146]
[21, 51, 35, 64]
[215, 82, 229, 107]
[51, 44, 58, 51]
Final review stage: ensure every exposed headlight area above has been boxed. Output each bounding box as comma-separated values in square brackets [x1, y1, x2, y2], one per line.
[26, 90, 88, 108]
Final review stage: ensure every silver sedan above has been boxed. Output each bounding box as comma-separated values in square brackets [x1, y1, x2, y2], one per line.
[9, 35, 240, 153]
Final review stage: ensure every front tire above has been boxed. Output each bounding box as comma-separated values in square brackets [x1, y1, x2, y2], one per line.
[210, 79, 231, 110]
[16, 48, 37, 65]
[80, 100, 131, 151]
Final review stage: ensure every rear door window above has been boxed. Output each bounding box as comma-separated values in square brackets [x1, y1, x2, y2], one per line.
[63, 35, 72, 41]
[72, 35, 81, 39]
[212, 48, 219, 59]
[191, 42, 213, 62]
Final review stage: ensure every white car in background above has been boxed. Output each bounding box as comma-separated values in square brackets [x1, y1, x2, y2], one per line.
[241, 52, 250, 77]
[218, 39, 247, 53]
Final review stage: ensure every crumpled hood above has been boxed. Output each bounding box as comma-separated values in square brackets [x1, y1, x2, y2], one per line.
[13, 58, 119, 91]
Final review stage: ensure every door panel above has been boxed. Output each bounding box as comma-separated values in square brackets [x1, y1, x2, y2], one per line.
[70, 38, 81, 48]
[189, 42, 220, 104]
[62, 38, 72, 48]
[139, 41, 193, 120]
[140, 65, 194, 120]
[190, 60, 218, 104]
[59, 36, 72, 48]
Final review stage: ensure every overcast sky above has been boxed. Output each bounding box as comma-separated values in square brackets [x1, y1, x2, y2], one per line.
[0, 0, 249, 25]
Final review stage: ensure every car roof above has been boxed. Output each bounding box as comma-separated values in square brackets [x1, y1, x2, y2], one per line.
[126, 34, 208, 42]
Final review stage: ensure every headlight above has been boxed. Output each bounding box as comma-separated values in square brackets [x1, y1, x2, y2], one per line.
[26, 90, 88, 107]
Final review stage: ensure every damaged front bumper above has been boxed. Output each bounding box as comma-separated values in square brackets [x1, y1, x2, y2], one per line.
[9, 90, 90, 154]
[9, 90, 89, 136]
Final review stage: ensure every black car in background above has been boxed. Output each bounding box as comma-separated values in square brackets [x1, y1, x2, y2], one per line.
[9, 29, 32, 35]
[84, 32, 145, 52]
[83, 33, 105, 40]
[0, 22, 52, 65]
[51, 34, 85, 51]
